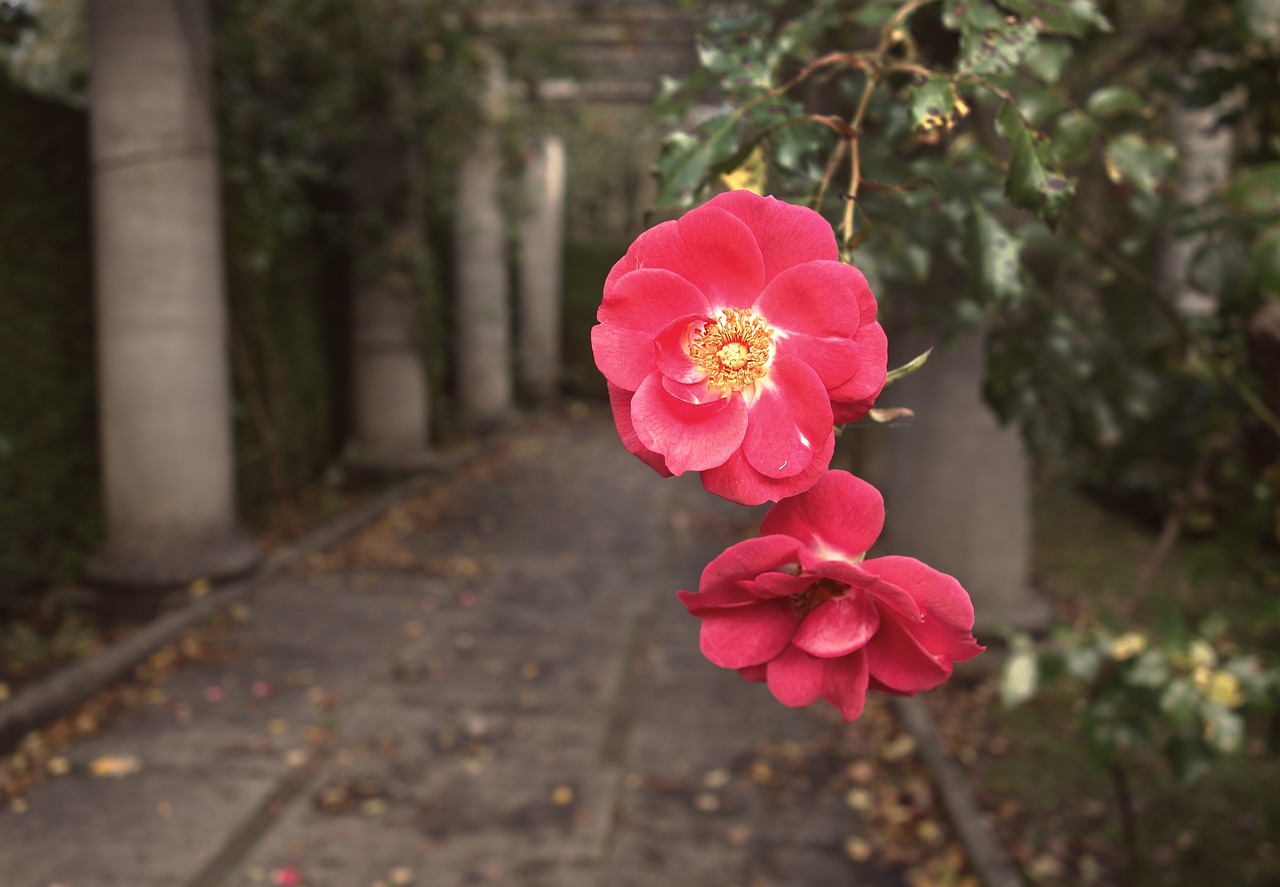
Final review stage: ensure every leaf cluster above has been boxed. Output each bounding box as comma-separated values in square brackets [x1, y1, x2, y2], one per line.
[214, 0, 487, 270]
[1002, 620, 1279, 783]
[653, 0, 1280, 543]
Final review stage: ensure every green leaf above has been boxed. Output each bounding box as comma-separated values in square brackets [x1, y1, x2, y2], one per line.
[885, 348, 933, 386]
[1164, 736, 1213, 784]
[958, 17, 1039, 77]
[651, 116, 744, 207]
[1016, 85, 1070, 129]
[1190, 237, 1250, 299]
[1125, 648, 1170, 688]
[1159, 678, 1201, 728]
[1052, 110, 1098, 164]
[969, 202, 1025, 302]
[1064, 642, 1102, 682]
[1085, 85, 1148, 118]
[994, 0, 1112, 37]
[1001, 635, 1040, 707]
[651, 75, 688, 117]
[1225, 163, 1280, 218]
[997, 104, 1075, 226]
[943, 0, 1006, 30]
[907, 76, 964, 134]
[1251, 226, 1280, 297]
[1202, 702, 1244, 754]
[1023, 39, 1073, 83]
[1104, 133, 1177, 197]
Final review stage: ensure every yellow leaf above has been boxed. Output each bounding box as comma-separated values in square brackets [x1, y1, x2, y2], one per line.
[719, 146, 768, 195]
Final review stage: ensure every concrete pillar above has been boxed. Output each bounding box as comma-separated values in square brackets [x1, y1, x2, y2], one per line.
[517, 134, 566, 401]
[863, 323, 1051, 636]
[1160, 53, 1239, 319]
[85, 0, 259, 587]
[348, 98, 434, 471]
[455, 50, 514, 428]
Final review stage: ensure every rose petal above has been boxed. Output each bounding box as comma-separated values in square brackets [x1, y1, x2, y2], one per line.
[598, 268, 713, 335]
[753, 260, 861, 340]
[766, 644, 825, 707]
[606, 382, 671, 476]
[604, 204, 766, 309]
[742, 356, 832, 479]
[699, 600, 798, 669]
[775, 331, 865, 390]
[700, 428, 835, 506]
[631, 373, 747, 474]
[863, 612, 953, 694]
[829, 322, 888, 423]
[661, 375, 725, 406]
[792, 591, 881, 658]
[654, 316, 706, 384]
[591, 323, 657, 391]
[708, 190, 839, 284]
[822, 650, 870, 721]
[753, 571, 817, 598]
[817, 560, 924, 622]
[678, 582, 759, 614]
[857, 556, 984, 663]
[759, 470, 884, 565]
[698, 535, 803, 595]
[848, 263, 878, 324]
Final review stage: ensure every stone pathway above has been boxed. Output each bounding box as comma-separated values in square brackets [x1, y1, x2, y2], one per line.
[0, 406, 941, 887]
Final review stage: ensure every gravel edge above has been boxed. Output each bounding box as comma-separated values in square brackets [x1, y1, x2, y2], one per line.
[892, 695, 1024, 887]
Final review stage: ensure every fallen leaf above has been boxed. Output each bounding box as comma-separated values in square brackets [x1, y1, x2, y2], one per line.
[844, 835, 874, 862]
[89, 754, 142, 778]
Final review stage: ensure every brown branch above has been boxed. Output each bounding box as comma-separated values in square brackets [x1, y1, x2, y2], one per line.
[841, 71, 879, 248]
[812, 138, 848, 211]
[1124, 435, 1230, 619]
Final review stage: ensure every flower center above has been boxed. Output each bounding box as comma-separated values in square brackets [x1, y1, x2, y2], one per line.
[790, 578, 848, 618]
[688, 307, 774, 394]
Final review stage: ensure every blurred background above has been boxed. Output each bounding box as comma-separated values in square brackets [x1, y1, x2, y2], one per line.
[0, 1, 1278, 883]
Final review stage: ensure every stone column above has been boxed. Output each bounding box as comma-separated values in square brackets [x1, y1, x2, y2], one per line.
[1160, 62, 1238, 319]
[348, 93, 434, 471]
[863, 324, 1051, 636]
[517, 134, 566, 401]
[455, 50, 514, 429]
[85, 0, 259, 587]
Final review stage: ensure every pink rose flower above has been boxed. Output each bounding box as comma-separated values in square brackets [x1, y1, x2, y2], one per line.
[592, 190, 888, 505]
[677, 470, 984, 721]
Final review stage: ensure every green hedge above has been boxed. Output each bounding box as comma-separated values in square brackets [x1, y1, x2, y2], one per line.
[0, 76, 350, 602]
[0, 73, 99, 599]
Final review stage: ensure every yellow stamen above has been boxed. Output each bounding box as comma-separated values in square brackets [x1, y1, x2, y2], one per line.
[689, 307, 774, 394]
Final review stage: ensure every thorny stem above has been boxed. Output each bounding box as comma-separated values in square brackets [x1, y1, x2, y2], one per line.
[840, 70, 879, 249]
[812, 138, 847, 211]
[882, 0, 942, 48]
[831, 0, 941, 252]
